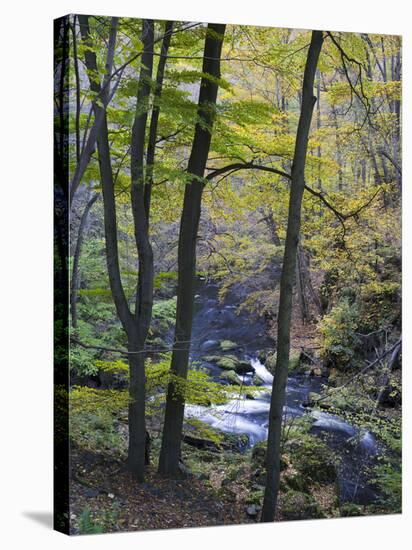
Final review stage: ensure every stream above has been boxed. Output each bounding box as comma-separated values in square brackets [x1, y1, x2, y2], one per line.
[184, 279, 379, 505]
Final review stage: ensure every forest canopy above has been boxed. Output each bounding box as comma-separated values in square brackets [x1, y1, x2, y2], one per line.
[54, 16, 401, 533]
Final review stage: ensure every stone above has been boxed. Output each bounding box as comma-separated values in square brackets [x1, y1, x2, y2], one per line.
[235, 360, 255, 375]
[246, 504, 261, 517]
[201, 340, 219, 352]
[310, 366, 323, 376]
[220, 340, 238, 351]
[219, 370, 241, 385]
[217, 356, 238, 370]
[83, 487, 100, 498]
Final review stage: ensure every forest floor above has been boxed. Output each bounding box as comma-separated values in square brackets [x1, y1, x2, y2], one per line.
[69, 447, 255, 534]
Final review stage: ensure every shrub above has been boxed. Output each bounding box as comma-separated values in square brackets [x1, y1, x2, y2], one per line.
[318, 298, 360, 369]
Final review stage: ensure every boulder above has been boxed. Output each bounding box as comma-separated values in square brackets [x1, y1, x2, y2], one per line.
[220, 340, 238, 351]
[235, 360, 255, 375]
[201, 340, 219, 352]
[217, 356, 238, 370]
[219, 370, 241, 386]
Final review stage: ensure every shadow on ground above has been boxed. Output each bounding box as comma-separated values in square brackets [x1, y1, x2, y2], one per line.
[23, 511, 53, 529]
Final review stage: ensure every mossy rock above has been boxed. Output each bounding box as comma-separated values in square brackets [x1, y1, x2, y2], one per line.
[202, 355, 222, 364]
[280, 490, 326, 520]
[235, 360, 255, 375]
[286, 434, 337, 484]
[220, 340, 238, 351]
[251, 441, 267, 467]
[217, 356, 239, 370]
[219, 370, 241, 386]
[264, 350, 302, 373]
[288, 350, 302, 372]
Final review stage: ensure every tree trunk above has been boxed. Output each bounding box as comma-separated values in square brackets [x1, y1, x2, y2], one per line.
[82, 16, 155, 481]
[70, 193, 98, 328]
[127, 345, 147, 480]
[72, 16, 118, 207]
[261, 30, 324, 523]
[144, 20, 174, 221]
[158, 23, 226, 478]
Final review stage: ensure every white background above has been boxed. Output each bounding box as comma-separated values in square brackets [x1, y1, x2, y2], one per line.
[0, 0, 410, 548]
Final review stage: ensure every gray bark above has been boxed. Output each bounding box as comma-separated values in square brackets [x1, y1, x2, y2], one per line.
[261, 30, 324, 522]
[158, 23, 226, 478]
[70, 193, 99, 328]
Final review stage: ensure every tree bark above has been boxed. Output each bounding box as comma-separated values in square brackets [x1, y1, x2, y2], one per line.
[127, 19, 156, 480]
[158, 23, 226, 478]
[144, 20, 174, 221]
[81, 16, 155, 481]
[261, 30, 324, 523]
[70, 192, 99, 328]
[72, 16, 118, 207]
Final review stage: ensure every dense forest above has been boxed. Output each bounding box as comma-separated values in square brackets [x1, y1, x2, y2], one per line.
[54, 15, 401, 533]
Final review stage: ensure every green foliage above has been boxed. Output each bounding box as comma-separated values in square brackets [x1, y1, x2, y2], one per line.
[373, 463, 402, 513]
[77, 503, 120, 535]
[318, 298, 360, 368]
[150, 297, 177, 334]
[78, 508, 104, 534]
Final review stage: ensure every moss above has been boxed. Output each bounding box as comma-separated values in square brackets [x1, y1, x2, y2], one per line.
[264, 349, 301, 373]
[288, 349, 302, 372]
[220, 340, 238, 351]
[280, 490, 326, 520]
[283, 472, 311, 493]
[251, 441, 266, 468]
[246, 489, 264, 506]
[286, 432, 337, 484]
[217, 356, 238, 370]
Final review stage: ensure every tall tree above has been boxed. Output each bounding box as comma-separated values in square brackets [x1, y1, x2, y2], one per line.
[81, 16, 155, 481]
[261, 30, 324, 522]
[158, 23, 226, 478]
[70, 192, 99, 328]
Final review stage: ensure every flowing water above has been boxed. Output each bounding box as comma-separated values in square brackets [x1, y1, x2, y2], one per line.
[184, 279, 379, 504]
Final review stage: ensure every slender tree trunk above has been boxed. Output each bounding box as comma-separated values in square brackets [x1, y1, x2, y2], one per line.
[127, 19, 156, 480]
[261, 30, 324, 523]
[264, 207, 281, 246]
[144, 20, 174, 221]
[158, 23, 226, 478]
[70, 193, 99, 328]
[82, 16, 155, 481]
[72, 16, 118, 207]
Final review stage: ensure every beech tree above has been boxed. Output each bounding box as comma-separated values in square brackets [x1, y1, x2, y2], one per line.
[81, 16, 155, 481]
[158, 23, 226, 478]
[261, 30, 324, 522]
